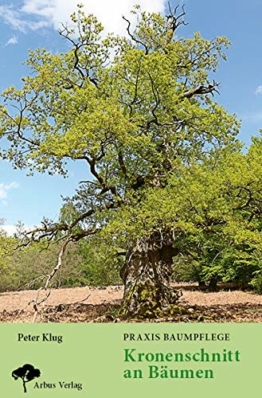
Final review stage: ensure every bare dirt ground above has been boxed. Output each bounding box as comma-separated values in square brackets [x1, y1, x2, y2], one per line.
[1, 283, 262, 322]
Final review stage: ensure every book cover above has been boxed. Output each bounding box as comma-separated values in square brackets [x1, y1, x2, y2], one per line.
[0, 1, 261, 397]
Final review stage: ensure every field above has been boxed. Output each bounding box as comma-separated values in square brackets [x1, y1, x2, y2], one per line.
[1, 283, 262, 323]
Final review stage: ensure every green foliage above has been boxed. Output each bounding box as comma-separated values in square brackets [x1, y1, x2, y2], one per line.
[0, 241, 79, 291]
[0, 225, 17, 274]
[168, 139, 262, 290]
[0, 5, 261, 294]
[0, 5, 239, 180]
[0, 235, 122, 292]
[77, 238, 123, 286]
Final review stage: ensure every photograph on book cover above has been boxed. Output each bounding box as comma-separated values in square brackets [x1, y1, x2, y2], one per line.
[0, 0, 261, 396]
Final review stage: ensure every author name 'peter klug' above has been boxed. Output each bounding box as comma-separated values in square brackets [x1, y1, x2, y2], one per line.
[17, 333, 63, 344]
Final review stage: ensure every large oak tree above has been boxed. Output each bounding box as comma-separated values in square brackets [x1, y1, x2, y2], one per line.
[0, 5, 241, 317]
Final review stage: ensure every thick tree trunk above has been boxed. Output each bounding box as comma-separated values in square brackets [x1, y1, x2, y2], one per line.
[208, 276, 218, 291]
[120, 231, 180, 318]
[198, 281, 207, 290]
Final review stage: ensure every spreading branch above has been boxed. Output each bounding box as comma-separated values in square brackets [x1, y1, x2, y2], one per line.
[58, 24, 99, 88]
[122, 16, 149, 54]
[183, 81, 220, 99]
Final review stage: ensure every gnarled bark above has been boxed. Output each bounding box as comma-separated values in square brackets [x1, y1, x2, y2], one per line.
[120, 231, 180, 318]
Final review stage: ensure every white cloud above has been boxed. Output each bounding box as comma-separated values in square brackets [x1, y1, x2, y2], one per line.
[0, 181, 19, 201]
[4, 35, 18, 46]
[0, 0, 167, 36]
[255, 85, 262, 95]
[0, 5, 50, 32]
[0, 223, 36, 236]
[0, 6, 28, 32]
[1, 224, 17, 236]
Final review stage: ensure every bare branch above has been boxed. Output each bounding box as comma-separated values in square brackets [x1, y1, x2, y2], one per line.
[58, 24, 99, 88]
[183, 81, 220, 99]
[31, 237, 72, 322]
[122, 16, 149, 54]
[166, 3, 188, 44]
[69, 294, 91, 305]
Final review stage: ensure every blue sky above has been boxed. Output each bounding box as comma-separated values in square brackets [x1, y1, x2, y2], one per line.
[0, 0, 261, 234]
